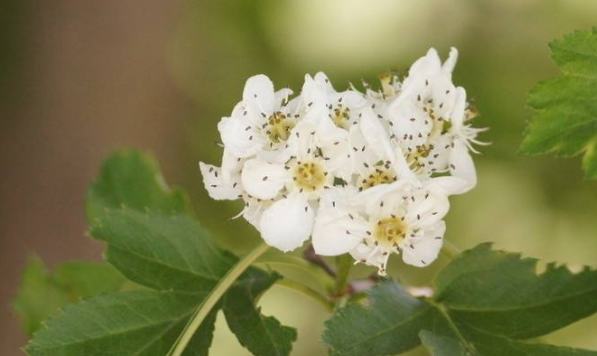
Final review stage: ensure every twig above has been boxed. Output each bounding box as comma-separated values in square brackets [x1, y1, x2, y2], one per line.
[303, 244, 337, 278]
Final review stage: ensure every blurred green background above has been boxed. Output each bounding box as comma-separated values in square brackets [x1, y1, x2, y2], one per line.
[1, 1, 597, 355]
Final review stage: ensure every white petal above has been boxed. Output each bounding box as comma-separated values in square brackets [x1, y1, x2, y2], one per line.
[312, 208, 366, 256]
[218, 116, 262, 158]
[424, 176, 474, 196]
[259, 193, 314, 252]
[336, 90, 367, 110]
[449, 139, 477, 188]
[243, 74, 275, 116]
[301, 74, 328, 121]
[387, 100, 433, 150]
[349, 243, 389, 273]
[347, 126, 377, 177]
[319, 185, 359, 209]
[241, 159, 287, 200]
[407, 190, 450, 228]
[356, 180, 414, 217]
[321, 139, 352, 181]
[199, 162, 242, 200]
[256, 145, 293, 165]
[349, 242, 373, 262]
[393, 145, 417, 181]
[360, 107, 393, 159]
[409, 48, 442, 79]
[317, 115, 348, 146]
[402, 221, 445, 267]
[429, 80, 458, 118]
[450, 87, 467, 131]
[360, 107, 416, 180]
[425, 134, 452, 172]
[230, 101, 245, 117]
[240, 198, 270, 228]
[287, 120, 321, 160]
[314, 72, 334, 93]
[221, 149, 242, 183]
[441, 47, 459, 74]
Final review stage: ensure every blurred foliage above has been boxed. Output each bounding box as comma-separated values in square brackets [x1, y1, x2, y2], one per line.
[167, 1, 597, 355]
[521, 28, 597, 179]
[13, 257, 126, 336]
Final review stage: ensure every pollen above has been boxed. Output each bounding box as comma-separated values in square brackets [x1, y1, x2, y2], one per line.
[266, 111, 295, 143]
[293, 161, 326, 191]
[406, 144, 434, 170]
[373, 216, 408, 247]
[331, 104, 351, 129]
[359, 168, 397, 190]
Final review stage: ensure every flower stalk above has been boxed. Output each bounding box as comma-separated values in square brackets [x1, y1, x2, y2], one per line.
[168, 243, 270, 356]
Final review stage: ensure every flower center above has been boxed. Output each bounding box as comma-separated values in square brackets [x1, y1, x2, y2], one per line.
[373, 216, 408, 248]
[406, 144, 435, 172]
[293, 161, 326, 192]
[266, 112, 295, 143]
[359, 168, 397, 190]
[331, 105, 351, 129]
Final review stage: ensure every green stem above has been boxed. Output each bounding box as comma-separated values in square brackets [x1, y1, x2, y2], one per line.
[167, 243, 270, 356]
[255, 252, 335, 289]
[275, 279, 334, 312]
[441, 240, 462, 260]
[334, 254, 353, 295]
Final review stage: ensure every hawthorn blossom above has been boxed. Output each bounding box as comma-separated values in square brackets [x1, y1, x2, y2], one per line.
[312, 179, 452, 275]
[199, 149, 243, 200]
[382, 48, 483, 192]
[199, 48, 485, 274]
[218, 75, 298, 163]
[240, 121, 336, 251]
[301, 72, 368, 180]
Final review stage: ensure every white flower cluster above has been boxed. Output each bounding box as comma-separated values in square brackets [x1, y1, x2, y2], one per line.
[200, 48, 486, 275]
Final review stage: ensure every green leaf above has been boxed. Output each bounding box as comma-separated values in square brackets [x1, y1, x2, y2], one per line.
[322, 280, 442, 356]
[521, 28, 597, 178]
[323, 244, 597, 356]
[52, 261, 128, 297]
[90, 207, 296, 356]
[420, 330, 597, 356]
[223, 269, 298, 356]
[25, 290, 217, 356]
[86, 150, 191, 220]
[13, 256, 126, 336]
[434, 243, 597, 339]
[26, 150, 295, 356]
[419, 331, 465, 356]
[90, 208, 235, 292]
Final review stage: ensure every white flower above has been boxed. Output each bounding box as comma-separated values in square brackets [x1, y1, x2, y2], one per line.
[302, 72, 367, 130]
[312, 185, 365, 256]
[313, 180, 450, 275]
[200, 50, 485, 273]
[218, 75, 298, 163]
[259, 193, 314, 252]
[445, 86, 489, 187]
[240, 121, 335, 251]
[199, 149, 243, 200]
[381, 48, 484, 192]
[300, 72, 369, 181]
